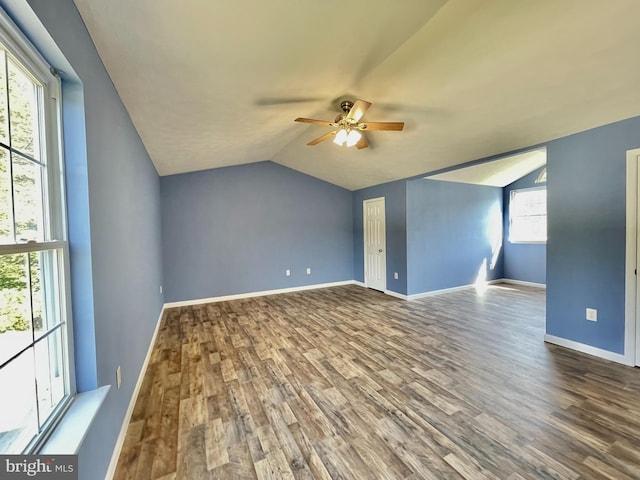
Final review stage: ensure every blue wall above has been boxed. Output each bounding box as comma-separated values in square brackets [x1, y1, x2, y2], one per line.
[160, 161, 353, 303]
[353, 180, 407, 295]
[353, 176, 503, 297]
[407, 179, 503, 295]
[503, 167, 546, 284]
[10, 1, 165, 478]
[546, 116, 640, 354]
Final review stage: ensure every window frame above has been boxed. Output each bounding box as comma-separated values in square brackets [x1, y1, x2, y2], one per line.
[508, 186, 547, 244]
[0, 7, 75, 454]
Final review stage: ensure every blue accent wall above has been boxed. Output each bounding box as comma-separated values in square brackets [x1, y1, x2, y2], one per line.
[353, 180, 407, 295]
[160, 161, 353, 303]
[546, 116, 640, 354]
[503, 167, 546, 284]
[407, 179, 503, 295]
[12, 1, 165, 478]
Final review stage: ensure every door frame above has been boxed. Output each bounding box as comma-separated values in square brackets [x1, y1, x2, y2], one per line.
[363, 197, 386, 291]
[624, 147, 640, 366]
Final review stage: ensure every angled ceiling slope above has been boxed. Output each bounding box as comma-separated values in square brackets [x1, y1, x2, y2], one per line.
[425, 148, 546, 187]
[73, 0, 640, 190]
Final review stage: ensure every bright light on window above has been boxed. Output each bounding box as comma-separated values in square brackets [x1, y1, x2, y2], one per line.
[509, 187, 546, 243]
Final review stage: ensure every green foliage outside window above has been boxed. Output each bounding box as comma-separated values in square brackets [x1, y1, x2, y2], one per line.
[0, 62, 42, 334]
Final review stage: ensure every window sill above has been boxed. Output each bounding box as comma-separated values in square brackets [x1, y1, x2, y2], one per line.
[508, 240, 547, 245]
[39, 385, 110, 454]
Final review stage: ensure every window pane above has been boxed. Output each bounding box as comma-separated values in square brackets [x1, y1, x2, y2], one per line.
[0, 147, 11, 243]
[0, 349, 38, 453]
[511, 216, 546, 242]
[12, 154, 44, 242]
[510, 188, 547, 242]
[35, 328, 65, 426]
[530, 216, 547, 241]
[0, 50, 8, 145]
[29, 252, 43, 336]
[0, 253, 32, 365]
[31, 250, 62, 339]
[8, 59, 40, 160]
[519, 190, 545, 214]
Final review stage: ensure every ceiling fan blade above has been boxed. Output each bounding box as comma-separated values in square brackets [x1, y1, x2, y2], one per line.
[356, 135, 368, 150]
[360, 121, 404, 131]
[345, 99, 372, 123]
[295, 117, 334, 127]
[307, 131, 336, 146]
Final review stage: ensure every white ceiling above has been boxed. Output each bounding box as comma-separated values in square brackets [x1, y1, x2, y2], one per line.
[425, 148, 546, 187]
[73, 0, 640, 191]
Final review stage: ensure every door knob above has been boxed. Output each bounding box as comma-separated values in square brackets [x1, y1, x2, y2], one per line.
[378, 249, 383, 252]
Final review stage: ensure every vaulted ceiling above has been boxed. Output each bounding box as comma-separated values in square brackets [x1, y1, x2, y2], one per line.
[73, 0, 640, 190]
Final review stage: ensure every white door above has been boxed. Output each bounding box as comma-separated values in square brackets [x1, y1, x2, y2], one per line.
[625, 148, 640, 366]
[633, 150, 640, 366]
[364, 197, 386, 291]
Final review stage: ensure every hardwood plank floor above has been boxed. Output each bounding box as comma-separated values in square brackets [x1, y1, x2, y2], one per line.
[113, 284, 640, 479]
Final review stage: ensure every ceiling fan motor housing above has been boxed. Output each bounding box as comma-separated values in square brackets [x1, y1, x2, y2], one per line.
[340, 100, 354, 113]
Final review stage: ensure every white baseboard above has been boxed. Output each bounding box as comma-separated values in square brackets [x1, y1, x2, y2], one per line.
[500, 278, 546, 289]
[407, 283, 474, 300]
[350, 281, 405, 299]
[384, 289, 407, 300]
[163, 280, 357, 308]
[406, 279, 503, 300]
[104, 305, 166, 480]
[358, 278, 544, 301]
[544, 334, 633, 366]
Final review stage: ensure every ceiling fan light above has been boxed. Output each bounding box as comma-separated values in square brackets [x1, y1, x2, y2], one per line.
[345, 129, 362, 147]
[333, 128, 348, 146]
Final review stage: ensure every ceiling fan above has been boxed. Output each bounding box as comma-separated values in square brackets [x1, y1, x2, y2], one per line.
[294, 99, 404, 149]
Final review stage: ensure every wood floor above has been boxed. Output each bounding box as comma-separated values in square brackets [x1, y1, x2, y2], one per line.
[113, 284, 640, 479]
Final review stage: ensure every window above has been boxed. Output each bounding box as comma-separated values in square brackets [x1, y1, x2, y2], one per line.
[535, 167, 547, 184]
[509, 187, 546, 243]
[0, 13, 72, 454]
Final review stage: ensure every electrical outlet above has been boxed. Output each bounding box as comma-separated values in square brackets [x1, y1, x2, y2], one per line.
[586, 308, 597, 322]
[306, 267, 311, 275]
[394, 272, 399, 280]
[285, 269, 291, 277]
[116, 365, 122, 389]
